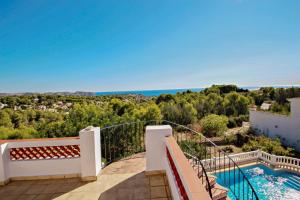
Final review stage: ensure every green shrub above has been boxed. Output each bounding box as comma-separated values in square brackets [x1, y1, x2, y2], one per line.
[179, 140, 208, 159]
[242, 136, 293, 156]
[224, 133, 248, 147]
[221, 146, 234, 153]
[227, 115, 249, 128]
[227, 118, 237, 128]
[224, 134, 237, 144]
[200, 114, 228, 137]
[0, 126, 36, 139]
[235, 133, 249, 147]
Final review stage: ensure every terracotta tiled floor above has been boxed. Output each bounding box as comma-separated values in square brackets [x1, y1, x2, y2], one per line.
[0, 153, 172, 200]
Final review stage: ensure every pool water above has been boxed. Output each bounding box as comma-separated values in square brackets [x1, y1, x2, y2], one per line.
[215, 164, 300, 200]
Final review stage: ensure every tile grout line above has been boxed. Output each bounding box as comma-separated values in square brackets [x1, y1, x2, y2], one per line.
[163, 174, 171, 200]
[148, 175, 153, 200]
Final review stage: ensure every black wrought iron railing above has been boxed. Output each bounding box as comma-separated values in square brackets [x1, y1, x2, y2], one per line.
[162, 120, 259, 200]
[100, 120, 157, 164]
[185, 152, 213, 199]
[100, 120, 259, 200]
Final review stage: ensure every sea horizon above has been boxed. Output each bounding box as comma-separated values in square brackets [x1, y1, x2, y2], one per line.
[95, 86, 300, 97]
[1, 85, 299, 97]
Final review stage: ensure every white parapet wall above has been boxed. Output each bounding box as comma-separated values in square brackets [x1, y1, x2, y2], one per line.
[145, 125, 210, 200]
[0, 137, 81, 185]
[8, 138, 81, 180]
[0, 126, 101, 185]
[145, 125, 172, 172]
[9, 158, 81, 179]
[165, 136, 211, 200]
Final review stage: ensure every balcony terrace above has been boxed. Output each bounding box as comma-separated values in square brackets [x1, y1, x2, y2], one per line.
[0, 121, 299, 200]
[1, 152, 172, 200]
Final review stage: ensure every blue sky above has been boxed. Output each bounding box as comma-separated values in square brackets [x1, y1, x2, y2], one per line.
[0, 0, 300, 92]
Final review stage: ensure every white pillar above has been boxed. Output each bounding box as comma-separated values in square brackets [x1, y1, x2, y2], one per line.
[79, 126, 101, 181]
[0, 143, 9, 185]
[145, 125, 172, 173]
[257, 150, 262, 159]
[270, 154, 277, 168]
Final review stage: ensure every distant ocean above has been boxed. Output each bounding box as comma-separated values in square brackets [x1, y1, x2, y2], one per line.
[96, 86, 262, 97]
[96, 88, 204, 97]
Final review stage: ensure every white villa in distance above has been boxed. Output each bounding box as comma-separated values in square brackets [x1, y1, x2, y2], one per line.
[250, 97, 300, 151]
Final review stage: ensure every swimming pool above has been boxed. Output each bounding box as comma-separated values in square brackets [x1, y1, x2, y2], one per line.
[215, 164, 300, 200]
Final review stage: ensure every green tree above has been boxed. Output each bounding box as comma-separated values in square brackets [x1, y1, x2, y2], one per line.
[269, 102, 290, 115]
[139, 103, 162, 121]
[160, 102, 181, 124]
[160, 101, 196, 125]
[275, 88, 287, 104]
[223, 92, 250, 116]
[205, 93, 224, 115]
[178, 101, 197, 125]
[193, 95, 207, 118]
[200, 114, 228, 137]
[0, 110, 13, 128]
[156, 94, 175, 104]
[11, 112, 26, 128]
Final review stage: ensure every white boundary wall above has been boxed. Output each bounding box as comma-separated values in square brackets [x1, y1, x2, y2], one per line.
[145, 125, 181, 199]
[0, 126, 101, 185]
[250, 98, 300, 151]
[146, 125, 210, 200]
[7, 138, 81, 179]
[202, 150, 300, 172]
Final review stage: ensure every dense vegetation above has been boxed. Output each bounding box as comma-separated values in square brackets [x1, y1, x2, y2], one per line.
[224, 130, 294, 156]
[0, 85, 299, 141]
[242, 136, 293, 156]
[251, 87, 300, 114]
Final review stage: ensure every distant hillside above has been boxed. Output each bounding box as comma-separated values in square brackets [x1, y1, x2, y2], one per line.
[0, 91, 96, 96]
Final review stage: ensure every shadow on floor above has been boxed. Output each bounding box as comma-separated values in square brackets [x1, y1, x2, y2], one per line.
[99, 172, 150, 200]
[0, 153, 171, 200]
[0, 178, 89, 200]
[99, 172, 172, 200]
[0, 172, 172, 200]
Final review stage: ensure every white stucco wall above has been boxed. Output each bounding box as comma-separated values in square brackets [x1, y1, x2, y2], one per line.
[0, 138, 81, 182]
[0, 126, 102, 184]
[145, 125, 210, 200]
[145, 125, 181, 199]
[250, 98, 300, 151]
[290, 98, 300, 118]
[145, 125, 172, 172]
[9, 158, 81, 178]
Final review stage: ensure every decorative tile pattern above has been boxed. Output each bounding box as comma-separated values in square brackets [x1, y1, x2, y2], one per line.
[10, 145, 80, 161]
